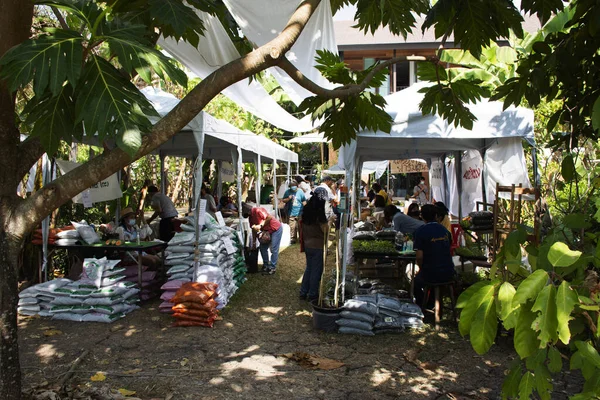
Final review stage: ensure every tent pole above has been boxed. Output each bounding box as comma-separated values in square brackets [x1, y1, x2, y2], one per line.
[443, 155, 450, 208]
[386, 161, 390, 198]
[531, 145, 540, 187]
[481, 148, 487, 208]
[255, 155, 261, 205]
[217, 160, 223, 200]
[272, 159, 279, 219]
[456, 151, 463, 220]
[159, 152, 166, 194]
[287, 161, 291, 182]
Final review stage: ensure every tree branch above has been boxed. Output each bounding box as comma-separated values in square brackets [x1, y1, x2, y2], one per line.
[12, 0, 323, 236]
[277, 55, 430, 100]
[51, 7, 68, 30]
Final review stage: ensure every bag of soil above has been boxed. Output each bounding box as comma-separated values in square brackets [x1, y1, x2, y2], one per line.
[339, 310, 375, 323]
[336, 318, 373, 331]
[338, 326, 375, 336]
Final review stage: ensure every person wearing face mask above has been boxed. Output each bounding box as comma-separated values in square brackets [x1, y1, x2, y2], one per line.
[413, 176, 429, 206]
[114, 207, 160, 268]
[282, 180, 307, 244]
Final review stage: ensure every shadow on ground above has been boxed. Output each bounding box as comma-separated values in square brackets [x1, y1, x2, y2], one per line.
[19, 244, 520, 399]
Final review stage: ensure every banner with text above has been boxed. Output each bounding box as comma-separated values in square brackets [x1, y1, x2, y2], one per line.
[56, 160, 123, 205]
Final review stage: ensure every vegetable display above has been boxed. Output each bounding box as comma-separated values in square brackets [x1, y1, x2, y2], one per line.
[353, 240, 397, 254]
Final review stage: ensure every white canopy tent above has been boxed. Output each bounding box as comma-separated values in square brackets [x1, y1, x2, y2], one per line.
[335, 83, 536, 301]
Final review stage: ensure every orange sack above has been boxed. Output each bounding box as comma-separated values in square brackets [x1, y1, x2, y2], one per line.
[172, 320, 214, 328]
[171, 289, 215, 304]
[172, 312, 217, 323]
[170, 307, 216, 318]
[180, 282, 219, 292]
[174, 299, 218, 311]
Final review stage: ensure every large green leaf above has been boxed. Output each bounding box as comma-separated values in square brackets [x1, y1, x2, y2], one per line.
[515, 304, 540, 359]
[353, 0, 428, 38]
[561, 154, 576, 181]
[459, 282, 496, 336]
[147, 0, 206, 47]
[513, 270, 548, 307]
[419, 82, 486, 130]
[0, 29, 83, 95]
[518, 371, 535, 400]
[592, 96, 600, 132]
[571, 350, 597, 380]
[520, 0, 564, 24]
[22, 84, 82, 155]
[556, 281, 578, 345]
[547, 346, 562, 374]
[470, 290, 498, 354]
[456, 280, 491, 308]
[531, 285, 558, 345]
[502, 361, 522, 400]
[75, 55, 158, 155]
[582, 370, 600, 397]
[547, 242, 582, 268]
[574, 341, 600, 369]
[498, 281, 518, 321]
[563, 213, 592, 230]
[534, 365, 553, 400]
[101, 22, 187, 86]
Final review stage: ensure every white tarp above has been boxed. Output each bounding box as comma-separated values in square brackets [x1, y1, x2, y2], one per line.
[323, 160, 388, 179]
[288, 132, 327, 143]
[56, 160, 123, 204]
[484, 137, 532, 201]
[159, 10, 315, 133]
[429, 158, 445, 203]
[222, 0, 337, 105]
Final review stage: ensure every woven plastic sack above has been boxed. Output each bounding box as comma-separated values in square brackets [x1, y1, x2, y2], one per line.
[171, 289, 215, 304]
[338, 326, 374, 336]
[172, 319, 214, 327]
[175, 299, 218, 311]
[52, 313, 83, 322]
[168, 232, 195, 245]
[72, 221, 100, 244]
[18, 297, 38, 306]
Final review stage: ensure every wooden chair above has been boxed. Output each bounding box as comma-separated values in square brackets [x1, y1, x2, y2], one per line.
[422, 281, 458, 330]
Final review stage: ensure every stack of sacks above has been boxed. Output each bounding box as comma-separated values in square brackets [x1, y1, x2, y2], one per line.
[231, 233, 246, 287]
[164, 230, 196, 283]
[159, 280, 188, 313]
[336, 299, 378, 336]
[31, 226, 80, 246]
[18, 278, 72, 316]
[344, 294, 425, 335]
[41, 257, 140, 323]
[170, 282, 219, 327]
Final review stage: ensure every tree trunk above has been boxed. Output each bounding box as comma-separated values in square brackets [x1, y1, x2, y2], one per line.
[0, 228, 24, 400]
[170, 159, 186, 205]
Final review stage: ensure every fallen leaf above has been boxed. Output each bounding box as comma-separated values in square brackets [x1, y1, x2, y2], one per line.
[151, 317, 160, 322]
[180, 358, 189, 367]
[311, 356, 345, 370]
[122, 368, 142, 375]
[118, 388, 137, 396]
[90, 372, 106, 382]
[403, 349, 421, 363]
[165, 392, 174, 400]
[43, 329, 62, 337]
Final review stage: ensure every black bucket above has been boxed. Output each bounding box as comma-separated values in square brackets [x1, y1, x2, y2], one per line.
[310, 300, 342, 332]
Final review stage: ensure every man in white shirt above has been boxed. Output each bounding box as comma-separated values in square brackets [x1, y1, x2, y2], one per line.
[296, 175, 312, 200]
[147, 185, 178, 241]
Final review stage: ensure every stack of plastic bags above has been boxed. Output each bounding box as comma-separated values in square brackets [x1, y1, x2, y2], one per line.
[170, 282, 219, 327]
[121, 265, 160, 300]
[337, 294, 424, 336]
[18, 257, 140, 323]
[30, 226, 80, 246]
[161, 213, 246, 311]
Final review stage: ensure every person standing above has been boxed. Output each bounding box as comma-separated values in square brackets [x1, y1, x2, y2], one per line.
[146, 186, 178, 242]
[201, 184, 217, 219]
[383, 205, 424, 235]
[434, 201, 452, 232]
[300, 187, 329, 301]
[245, 206, 283, 275]
[296, 175, 312, 201]
[413, 204, 455, 306]
[413, 176, 429, 206]
[282, 180, 306, 244]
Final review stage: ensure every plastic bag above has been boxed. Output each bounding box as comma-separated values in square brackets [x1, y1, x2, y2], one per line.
[81, 258, 106, 288]
[56, 230, 80, 239]
[52, 313, 83, 322]
[171, 289, 215, 304]
[55, 239, 79, 246]
[172, 320, 214, 327]
[399, 316, 425, 329]
[18, 297, 38, 306]
[72, 221, 100, 244]
[336, 318, 373, 331]
[374, 315, 405, 330]
[168, 232, 195, 246]
[343, 299, 378, 316]
[338, 326, 374, 336]
[398, 302, 424, 318]
[81, 312, 124, 323]
[161, 280, 187, 291]
[167, 265, 191, 275]
[339, 310, 375, 323]
[175, 299, 218, 311]
[170, 307, 216, 318]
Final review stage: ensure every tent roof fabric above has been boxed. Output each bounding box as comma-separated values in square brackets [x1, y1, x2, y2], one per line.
[143, 88, 298, 163]
[341, 83, 534, 164]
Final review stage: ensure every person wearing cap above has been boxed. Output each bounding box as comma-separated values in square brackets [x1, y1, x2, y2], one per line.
[435, 201, 452, 232]
[114, 207, 160, 267]
[282, 179, 307, 244]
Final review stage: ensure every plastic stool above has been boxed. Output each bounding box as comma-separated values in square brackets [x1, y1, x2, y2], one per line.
[422, 281, 457, 330]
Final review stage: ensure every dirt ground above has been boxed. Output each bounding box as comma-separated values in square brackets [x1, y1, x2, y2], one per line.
[18, 244, 537, 399]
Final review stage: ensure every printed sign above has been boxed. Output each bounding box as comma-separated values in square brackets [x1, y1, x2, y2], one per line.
[390, 159, 428, 174]
[223, 237, 236, 255]
[197, 199, 207, 226]
[56, 159, 123, 204]
[81, 190, 92, 208]
[215, 211, 226, 227]
[220, 162, 235, 182]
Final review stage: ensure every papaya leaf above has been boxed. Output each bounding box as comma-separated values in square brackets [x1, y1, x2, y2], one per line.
[518, 371, 535, 400]
[513, 269, 548, 307]
[470, 290, 498, 354]
[556, 281, 578, 345]
[548, 242, 582, 268]
[531, 285, 559, 345]
[515, 304, 540, 359]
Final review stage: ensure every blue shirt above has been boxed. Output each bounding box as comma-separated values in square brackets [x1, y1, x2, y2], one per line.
[413, 222, 455, 282]
[283, 188, 306, 217]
